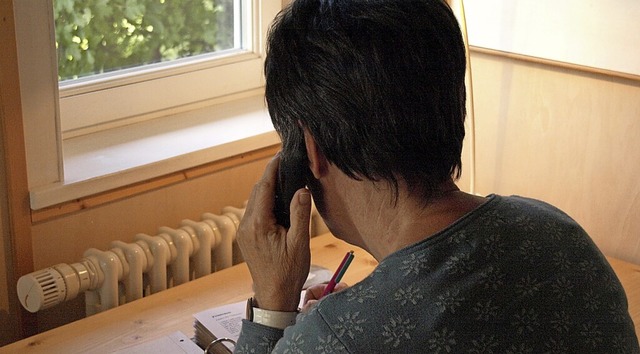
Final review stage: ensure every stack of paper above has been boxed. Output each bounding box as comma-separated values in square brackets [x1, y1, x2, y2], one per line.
[193, 300, 245, 353]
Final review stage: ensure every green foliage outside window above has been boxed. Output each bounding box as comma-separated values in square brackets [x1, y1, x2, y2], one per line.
[55, 0, 234, 81]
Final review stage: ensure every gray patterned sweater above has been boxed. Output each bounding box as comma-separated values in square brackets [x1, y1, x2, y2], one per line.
[235, 195, 639, 353]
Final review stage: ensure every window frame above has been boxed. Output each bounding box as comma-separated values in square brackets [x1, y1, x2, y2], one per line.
[15, 0, 283, 209]
[58, 0, 262, 136]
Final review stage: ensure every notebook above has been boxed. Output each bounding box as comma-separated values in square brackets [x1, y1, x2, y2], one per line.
[193, 300, 244, 353]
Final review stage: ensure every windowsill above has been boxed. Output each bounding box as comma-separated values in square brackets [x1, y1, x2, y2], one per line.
[29, 94, 280, 210]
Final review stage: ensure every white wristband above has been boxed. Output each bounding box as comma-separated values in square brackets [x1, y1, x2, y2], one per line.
[246, 298, 297, 330]
[253, 307, 297, 329]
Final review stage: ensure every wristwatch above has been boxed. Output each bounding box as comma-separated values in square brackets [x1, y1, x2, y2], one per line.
[246, 297, 298, 330]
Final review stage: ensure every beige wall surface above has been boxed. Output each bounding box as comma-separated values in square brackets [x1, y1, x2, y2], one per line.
[470, 50, 640, 264]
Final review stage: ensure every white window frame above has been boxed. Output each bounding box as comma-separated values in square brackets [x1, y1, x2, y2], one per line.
[15, 0, 283, 210]
[60, 0, 259, 136]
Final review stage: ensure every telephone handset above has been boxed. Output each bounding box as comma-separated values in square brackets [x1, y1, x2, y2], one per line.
[274, 147, 309, 228]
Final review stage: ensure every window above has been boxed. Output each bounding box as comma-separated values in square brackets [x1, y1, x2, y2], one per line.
[55, 0, 238, 82]
[57, 0, 267, 135]
[14, 0, 282, 209]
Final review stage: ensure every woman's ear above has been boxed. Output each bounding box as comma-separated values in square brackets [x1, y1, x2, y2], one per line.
[303, 128, 328, 179]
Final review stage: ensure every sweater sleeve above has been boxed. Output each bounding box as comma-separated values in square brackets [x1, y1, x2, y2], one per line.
[234, 319, 284, 353]
[235, 308, 351, 353]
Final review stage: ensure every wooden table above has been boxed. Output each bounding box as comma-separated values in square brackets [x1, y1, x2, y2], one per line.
[2, 234, 638, 353]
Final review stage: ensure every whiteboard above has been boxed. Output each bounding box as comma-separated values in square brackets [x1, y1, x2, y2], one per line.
[463, 0, 640, 77]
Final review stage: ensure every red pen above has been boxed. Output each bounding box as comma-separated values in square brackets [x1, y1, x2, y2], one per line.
[322, 250, 354, 297]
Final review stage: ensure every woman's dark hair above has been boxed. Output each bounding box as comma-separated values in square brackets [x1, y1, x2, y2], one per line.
[265, 0, 467, 201]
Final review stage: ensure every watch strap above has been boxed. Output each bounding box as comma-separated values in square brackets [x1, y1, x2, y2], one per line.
[246, 297, 297, 330]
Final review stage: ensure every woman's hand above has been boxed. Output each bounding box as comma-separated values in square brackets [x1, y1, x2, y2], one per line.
[300, 282, 349, 314]
[236, 154, 312, 312]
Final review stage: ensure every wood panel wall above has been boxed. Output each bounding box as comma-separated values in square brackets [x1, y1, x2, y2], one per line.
[470, 50, 640, 264]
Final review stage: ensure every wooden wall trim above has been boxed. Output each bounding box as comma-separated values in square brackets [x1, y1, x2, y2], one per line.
[0, 0, 38, 339]
[470, 46, 640, 83]
[31, 145, 280, 223]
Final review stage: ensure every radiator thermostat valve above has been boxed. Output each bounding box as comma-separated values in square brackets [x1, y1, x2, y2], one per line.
[17, 262, 92, 313]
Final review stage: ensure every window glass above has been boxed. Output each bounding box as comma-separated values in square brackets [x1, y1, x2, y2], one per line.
[54, 0, 237, 82]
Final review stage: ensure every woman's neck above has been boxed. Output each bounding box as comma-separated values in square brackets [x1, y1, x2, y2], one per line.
[355, 180, 486, 260]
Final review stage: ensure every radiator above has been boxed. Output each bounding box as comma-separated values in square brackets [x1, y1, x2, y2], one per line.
[17, 205, 248, 316]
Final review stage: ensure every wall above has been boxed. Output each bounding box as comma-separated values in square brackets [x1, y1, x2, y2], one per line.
[464, 0, 640, 78]
[470, 50, 640, 263]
